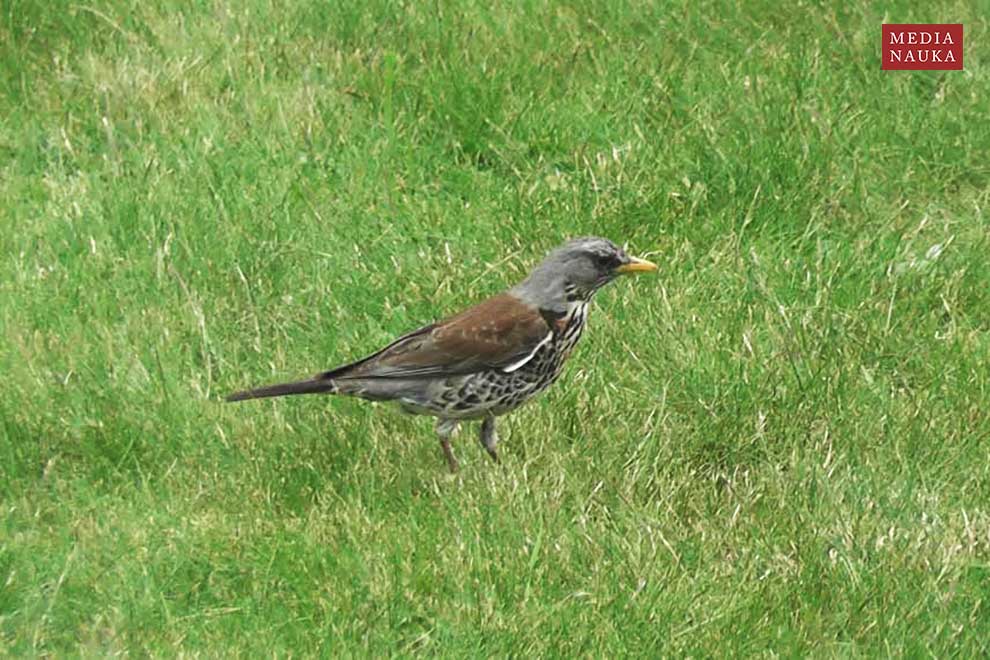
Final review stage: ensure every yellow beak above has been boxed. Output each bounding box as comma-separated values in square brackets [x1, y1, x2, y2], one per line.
[615, 256, 658, 275]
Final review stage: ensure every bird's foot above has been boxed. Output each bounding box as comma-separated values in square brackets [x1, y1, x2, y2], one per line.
[436, 419, 460, 473]
[479, 417, 500, 464]
[440, 438, 459, 472]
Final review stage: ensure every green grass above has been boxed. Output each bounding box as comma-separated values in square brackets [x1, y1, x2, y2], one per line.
[3, 0, 990, 654]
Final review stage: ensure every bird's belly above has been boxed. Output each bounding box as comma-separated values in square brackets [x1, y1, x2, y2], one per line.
[395, 330, 582, 419]
[397, 373, 493, 419]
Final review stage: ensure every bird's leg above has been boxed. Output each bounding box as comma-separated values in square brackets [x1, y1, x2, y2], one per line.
[435, 418, 460, 472]
[479, 416, 499, 463]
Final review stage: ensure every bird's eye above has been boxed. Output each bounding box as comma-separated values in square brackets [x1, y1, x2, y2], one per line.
[595, 253, 618, 269]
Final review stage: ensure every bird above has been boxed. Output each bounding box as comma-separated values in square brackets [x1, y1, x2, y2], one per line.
[226, 236, 657, 471]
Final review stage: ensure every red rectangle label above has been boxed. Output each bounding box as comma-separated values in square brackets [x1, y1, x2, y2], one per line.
[882, 24, 963, 70]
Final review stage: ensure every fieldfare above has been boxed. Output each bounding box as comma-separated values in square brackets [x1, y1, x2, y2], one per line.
[227, 237, 657, 471]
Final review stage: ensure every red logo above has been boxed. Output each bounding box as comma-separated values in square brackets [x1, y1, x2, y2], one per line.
[882, 24, 963, 70]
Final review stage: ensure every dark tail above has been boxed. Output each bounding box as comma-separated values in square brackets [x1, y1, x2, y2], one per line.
[225, 376, 337, 402]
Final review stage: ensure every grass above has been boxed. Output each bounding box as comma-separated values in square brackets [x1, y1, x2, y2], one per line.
[2, 0, 989, 654]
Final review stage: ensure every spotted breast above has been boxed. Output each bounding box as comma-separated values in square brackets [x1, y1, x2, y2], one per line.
[406, 300, 589, 420]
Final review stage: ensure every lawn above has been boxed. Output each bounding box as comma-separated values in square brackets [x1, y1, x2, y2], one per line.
[2, 0, 989, 654]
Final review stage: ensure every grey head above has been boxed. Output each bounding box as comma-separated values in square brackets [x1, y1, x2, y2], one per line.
[511, 236, 657, 309]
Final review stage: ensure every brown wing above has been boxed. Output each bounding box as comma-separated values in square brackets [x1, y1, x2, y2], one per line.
[327, 293, 551, 379]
